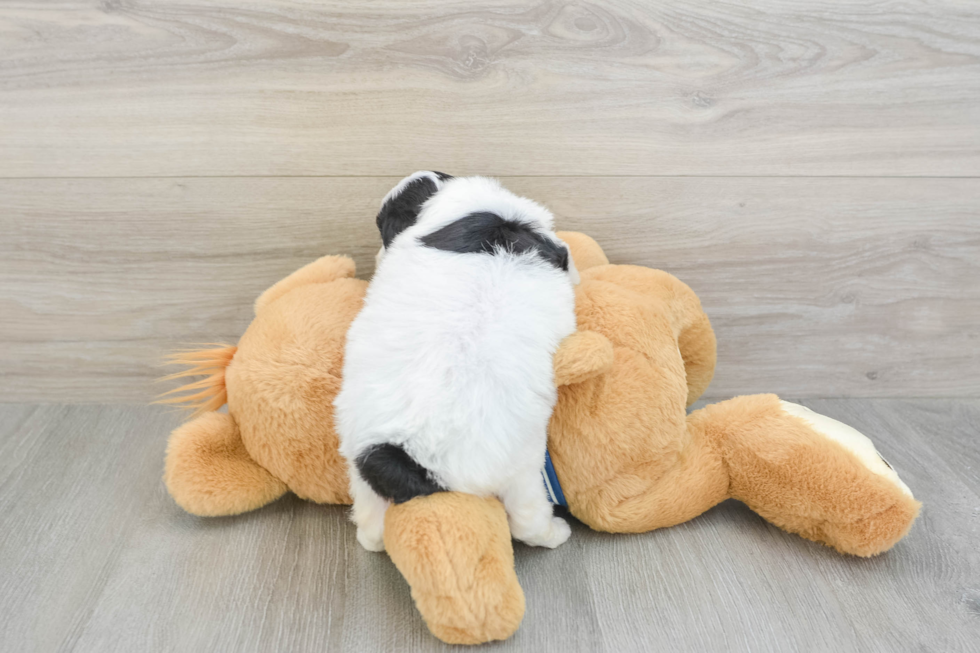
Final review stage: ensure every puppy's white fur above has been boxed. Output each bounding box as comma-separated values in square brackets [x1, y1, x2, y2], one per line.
[335, 174, 577, 552]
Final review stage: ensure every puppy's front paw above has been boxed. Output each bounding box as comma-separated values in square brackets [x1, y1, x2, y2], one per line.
[356, 526, 386, 552]
[521, 516, 571, 549]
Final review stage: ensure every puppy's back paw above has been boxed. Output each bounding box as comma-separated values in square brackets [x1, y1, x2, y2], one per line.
[520, 516, 571, 549]
[357, 526, 386, 552]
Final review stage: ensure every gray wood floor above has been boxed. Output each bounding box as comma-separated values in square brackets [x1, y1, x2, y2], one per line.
[1, 400, 977, 652]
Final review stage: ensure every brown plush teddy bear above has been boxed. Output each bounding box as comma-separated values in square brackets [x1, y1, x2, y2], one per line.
[162, 232, 919, 645]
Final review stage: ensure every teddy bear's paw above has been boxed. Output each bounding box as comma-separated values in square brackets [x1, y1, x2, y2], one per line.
[356, 525, 386, 552]
[779, 401, 913, 498]
[521, 516, 571, 549]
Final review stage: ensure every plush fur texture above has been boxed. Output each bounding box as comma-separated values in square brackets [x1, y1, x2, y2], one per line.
[163, 254, 363, 515]
[336, 174, 578, 552]
[162, 231, 920, 645]
[548, 242, 919, 556]
[552, 330, 615, 386]
[384, 493, 524, 645]
[165, 411, 287, 516]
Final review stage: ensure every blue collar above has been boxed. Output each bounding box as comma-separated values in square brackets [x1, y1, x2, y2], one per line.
[541, 450, 567, 507]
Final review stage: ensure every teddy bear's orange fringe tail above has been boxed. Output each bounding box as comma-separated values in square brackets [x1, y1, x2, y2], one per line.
[155, 344, 237, 419]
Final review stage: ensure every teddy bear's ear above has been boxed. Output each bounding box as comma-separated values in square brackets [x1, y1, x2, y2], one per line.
[254, 255, 357, 314]
[554, 330, 615, 386]
[556, 232, 609, 273]
[377, 171, 453, 248]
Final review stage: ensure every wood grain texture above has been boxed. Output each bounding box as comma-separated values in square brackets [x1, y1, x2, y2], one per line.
[1, 176, 977, 402]
[0, 401, 978, 652]
[1, 0, 979, 177]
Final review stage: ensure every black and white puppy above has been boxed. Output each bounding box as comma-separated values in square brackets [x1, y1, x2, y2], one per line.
[335, 171, 578, 552]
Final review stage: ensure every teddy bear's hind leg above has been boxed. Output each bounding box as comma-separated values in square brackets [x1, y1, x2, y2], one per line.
[165, 412, 288, 516]
[689, 394, 920, 556]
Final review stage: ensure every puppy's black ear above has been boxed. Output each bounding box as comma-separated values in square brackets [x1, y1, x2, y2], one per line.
[376, 171, 454, 247]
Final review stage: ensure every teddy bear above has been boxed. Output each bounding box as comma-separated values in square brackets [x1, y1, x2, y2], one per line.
[162, 231, 919, 645]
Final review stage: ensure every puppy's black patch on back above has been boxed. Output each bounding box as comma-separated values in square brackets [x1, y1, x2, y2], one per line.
[420, 211, 569, 271]
[376, 176, 439, 248]
[355, 443, 446, 504]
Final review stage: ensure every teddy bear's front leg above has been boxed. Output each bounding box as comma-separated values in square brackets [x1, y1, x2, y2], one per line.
[383, 492, 525, 645]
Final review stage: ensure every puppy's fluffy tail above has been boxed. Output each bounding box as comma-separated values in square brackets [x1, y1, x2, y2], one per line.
[155, 344, 237, 419]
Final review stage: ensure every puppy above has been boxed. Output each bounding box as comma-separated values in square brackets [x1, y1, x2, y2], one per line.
[335, 171, 578, 552]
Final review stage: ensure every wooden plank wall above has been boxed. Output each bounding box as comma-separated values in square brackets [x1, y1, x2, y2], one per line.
[1, 1, 978, 402]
